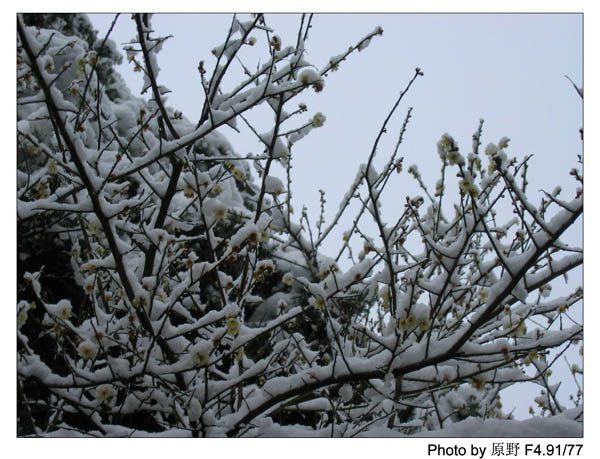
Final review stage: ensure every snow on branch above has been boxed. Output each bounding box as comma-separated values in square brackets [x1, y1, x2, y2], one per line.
[17, 14, 582, 437]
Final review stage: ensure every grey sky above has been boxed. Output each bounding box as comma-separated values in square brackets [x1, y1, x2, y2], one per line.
[89, 13, 582, 420]
[90, 13, 581, 234]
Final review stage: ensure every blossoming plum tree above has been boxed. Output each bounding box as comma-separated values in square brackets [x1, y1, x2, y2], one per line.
[17, 13, 582, 437]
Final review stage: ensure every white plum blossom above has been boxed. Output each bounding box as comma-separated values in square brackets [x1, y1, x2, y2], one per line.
[75, 54, 86, 76]
[298, 68, 324, 92]
[78, 340, 98, 360]
[56, 300, 72, 320]
[299, 68, 320, 85]
[270, 35, 281, 51]
[214, 204, 228, 221]
[436, 133, 464, 166]
[498, 136, 511, 149]
[17, 310, 28, 329]
[193, 349, 210, 367]
[264, 175, 285, 196]
[485, 143, 498, 156]
[227, 317, 240, 336]
[437, 133, 455, 157]
[459, 178, 480, 197]
[95, 384, 115, 402]
[447, 149, 465, 166]
[46, 158, 57, 175]
[232, 167, 245, 182]
[183, 182, 195, 198]
[271, 138, 290, 162]
[282, 272, 293, 286]
[312, 112, 326, 127]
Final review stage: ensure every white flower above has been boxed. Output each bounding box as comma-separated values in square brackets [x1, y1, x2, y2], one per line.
[417, 317, 431, 331]
[509, 321, 527, 337]
[42, 313, 53, 327]
[311, 297, 326, 311]
[498, 136, 510, 149]
[125, 46, 138, 63]
[459, 178, 479, 197]
[282, 272, 293, 286]
[183, 182, 195, 198]
[319, 262, 339, 280]
[87, 219, 100, 235]
[312, 112, 326, 128]
[17, 311, 28, 329]
[227, 317, 240, 336]
[84, 277, 94, 295]
[273, 139, 289, 161]
[446, 150, 464, 166]
[232, 167, 245, 182]
[435, 179, 444, 196]
[193, 350, 209, 367]
[408, 165, 420, 178]
[485, 143, 498, 156]
[470, 376, 487, 391]
[87, 52, 98, 67]
[265, 175, 285, 196]
[299, 68, 319, 85]
[95, 384, 114, 402]
[439, 133, 453, 150]
[259, 229, 270, 243]
[75, 55, 86, 76]
[437, 133, 456, 159]
[41, 55, 54, 73]
[78, 340, 98, 360]
[46, 159, 57, 175]
[213, 203, 228, 222]
[56, 300, 72, 320]
[270, 35, 281, 51]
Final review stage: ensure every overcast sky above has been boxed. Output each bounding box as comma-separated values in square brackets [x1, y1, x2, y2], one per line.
[90, 13, 582, 241]
[89, 13, 582, 420]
